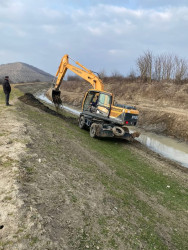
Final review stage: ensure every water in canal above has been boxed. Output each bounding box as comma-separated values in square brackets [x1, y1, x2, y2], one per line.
[36, 92, 188, 168]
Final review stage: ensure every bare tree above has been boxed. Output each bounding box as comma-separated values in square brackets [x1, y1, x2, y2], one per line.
[137, 55, 147, 82]
[160, 53, 174, 81]
[137, 50, 153, 83]
[145, 50, 153, 83]
[165, 54, 174, 81]
[99, 69, 107, 80]
[174, 56, 188, 83]
[153, 55, 162, 81]
[127, 68, 137, 81]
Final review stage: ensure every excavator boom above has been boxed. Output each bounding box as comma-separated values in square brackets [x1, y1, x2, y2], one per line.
[52, 54, 104, 105]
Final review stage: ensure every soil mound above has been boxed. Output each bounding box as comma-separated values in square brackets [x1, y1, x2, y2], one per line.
[18, 93, 78, 125]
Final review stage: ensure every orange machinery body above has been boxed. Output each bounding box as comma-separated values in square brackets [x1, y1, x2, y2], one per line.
[53, 54, 139, 127]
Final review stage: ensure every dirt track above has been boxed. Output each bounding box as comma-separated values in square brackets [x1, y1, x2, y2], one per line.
[0, 83, 188, 249]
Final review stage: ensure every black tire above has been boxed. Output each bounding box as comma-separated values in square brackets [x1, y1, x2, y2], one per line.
[90, 123, 97, 138]
[79, 115, 86, 129]
[112, 126, 125, 137]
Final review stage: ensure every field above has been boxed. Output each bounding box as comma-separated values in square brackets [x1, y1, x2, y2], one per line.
[0, 83, 187, 249]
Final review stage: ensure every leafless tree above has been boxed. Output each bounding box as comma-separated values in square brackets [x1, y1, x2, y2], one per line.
[165, 54, 174, 81]
[154, 55, 162, 81]
[137, 55, 147, 82]
[99, 69, 107, 80]
[137, 51, 188, 83]
[127, 68, 137, 81]
[174, 56, 188, 83]
[137, 50, 153, 83]
[145, 50, 153, 83]
[160, 54, 174, 81]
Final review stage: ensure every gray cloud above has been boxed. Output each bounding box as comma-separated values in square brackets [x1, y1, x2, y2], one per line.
[0, 0, 188, 76]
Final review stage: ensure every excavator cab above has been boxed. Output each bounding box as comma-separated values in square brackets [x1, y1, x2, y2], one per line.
[83, 90, 112, 117]
[52, 89, 62, 105]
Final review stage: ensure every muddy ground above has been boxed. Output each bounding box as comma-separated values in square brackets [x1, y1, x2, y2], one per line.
[0, 82, 187, 249]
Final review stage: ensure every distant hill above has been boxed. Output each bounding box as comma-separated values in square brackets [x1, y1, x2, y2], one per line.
[0, 62, 54, 83]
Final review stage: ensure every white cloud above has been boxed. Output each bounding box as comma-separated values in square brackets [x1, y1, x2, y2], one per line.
[0, 0, 13, 7]
[41, 8, 62, 19]
[87, 27, 102, 36]
[41, 25, 58, 34]
[0, 1, 188, 76]
[137, 0, 188, 8]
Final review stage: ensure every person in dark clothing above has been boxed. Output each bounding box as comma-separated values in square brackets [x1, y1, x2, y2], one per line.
[91, 95, 99, 107]
[3, 76, 11, 106]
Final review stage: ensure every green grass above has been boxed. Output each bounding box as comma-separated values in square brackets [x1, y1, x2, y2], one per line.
[0, 85, 22, 113]
[0, 86, 5, 104]
[15, 96, 188, 249]
[0, 133, 6, 136]
[75, 132, 188, 210]
[3, 196, 12, 201]
[1, 158, 15, 168]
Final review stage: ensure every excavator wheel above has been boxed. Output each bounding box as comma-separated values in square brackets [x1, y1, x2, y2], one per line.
[52, 90, 62, 105]
[90, 123, 97, 138]
[79, 115, 86, 129]
[112, 126, 125, 137]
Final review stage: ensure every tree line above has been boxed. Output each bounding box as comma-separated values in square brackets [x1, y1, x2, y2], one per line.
[67, 50, 188, 84]
[136, 50, 188, 83]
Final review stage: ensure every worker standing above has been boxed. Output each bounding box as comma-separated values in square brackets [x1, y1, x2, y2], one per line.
[3, 76, 11, 106]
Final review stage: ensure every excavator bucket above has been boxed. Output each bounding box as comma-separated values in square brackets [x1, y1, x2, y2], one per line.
[52, 89, 62, 105]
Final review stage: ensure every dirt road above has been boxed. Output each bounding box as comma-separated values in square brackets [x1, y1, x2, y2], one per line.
[0, 83, 187, 249]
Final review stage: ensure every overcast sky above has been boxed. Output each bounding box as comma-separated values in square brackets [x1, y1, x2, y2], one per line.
[0, 0, 188, 76]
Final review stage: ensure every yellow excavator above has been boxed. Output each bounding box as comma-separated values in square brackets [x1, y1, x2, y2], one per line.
[52, 54, 139, 140]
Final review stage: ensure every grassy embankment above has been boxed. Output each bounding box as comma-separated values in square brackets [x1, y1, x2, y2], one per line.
[17, 91, 188, 249]
[0, 85, 22, 138]
[1, 86, 187, 249]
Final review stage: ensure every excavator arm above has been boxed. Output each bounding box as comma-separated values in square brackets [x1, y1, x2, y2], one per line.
[52, 54, 104, 104]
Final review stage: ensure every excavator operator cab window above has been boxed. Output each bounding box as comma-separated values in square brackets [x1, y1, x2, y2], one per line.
[91, 94, 99, 107]
[83, 92, 112, 116]
[98, 93, 111, 108]
[96, 93, 112, 117]
[83, 92, 98, 111]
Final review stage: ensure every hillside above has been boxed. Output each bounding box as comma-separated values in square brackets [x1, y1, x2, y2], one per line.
[0, 62, 53, 83]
